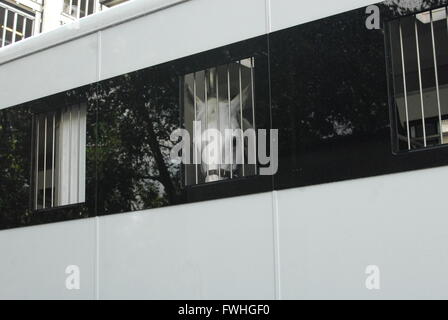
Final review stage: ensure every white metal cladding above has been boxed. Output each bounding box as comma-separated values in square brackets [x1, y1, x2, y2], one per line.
[0, 0, 365, 108]
[3, 0, 448, 300]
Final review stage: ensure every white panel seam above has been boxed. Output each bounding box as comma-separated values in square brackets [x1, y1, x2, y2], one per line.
[95, 216, 100, 300]
[95, 30, 101, 301]
[272, 190, 281, 299]
[98, 30, 102, 81]
[265, 0, 272, 33]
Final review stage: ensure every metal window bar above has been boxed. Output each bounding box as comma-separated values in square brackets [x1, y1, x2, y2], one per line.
[1, 9, 7, 47]
[77, 1, 81, 19]
[51, 113, 56, 207]
[11, 12, 17, 43]
[84, 0, 89, 18]
[59, 109, 64, 206]
[414, 19, 427, 147]
[193, 72, 198, 184]
[227, 64, 233, 180]
[204, 70, 209, 180]
[68, 107, 72, 204]
[34, 117, 39, 209]
[250, 57, 257, 172]
[430, 10, 444, 144]
[398, 22, 411, 150]
[77, 104, 81, 203]
[238, 61, 245, 177]
[216, 68, 221, 179]
[205, 70, 208, 131]
[43, 116, 47, 209]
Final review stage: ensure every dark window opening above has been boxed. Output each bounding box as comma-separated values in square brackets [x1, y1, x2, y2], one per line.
[181, 58, 258, 186]
[388, 7, 448, 151]
[32, 104, 86, 211]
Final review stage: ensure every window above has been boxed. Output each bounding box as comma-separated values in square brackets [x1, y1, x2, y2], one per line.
[63, 0, 96, 19]
[388, 7, 448, 151]
[181, 58, 257, 186]
[0, 3, 34, 48]
[33, 103, 86, 210]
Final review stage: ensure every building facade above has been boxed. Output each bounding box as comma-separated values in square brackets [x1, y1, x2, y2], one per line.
[2, 0, 448, 300]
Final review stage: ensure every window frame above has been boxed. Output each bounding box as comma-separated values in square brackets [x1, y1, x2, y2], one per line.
[170, 39, 273, 203]
[26, 86, 95, 225]
[0, 1, 35, 48]
[385, 4, 448, 155]
[30, 105, 87, 212]
[180, 56, 259, 187]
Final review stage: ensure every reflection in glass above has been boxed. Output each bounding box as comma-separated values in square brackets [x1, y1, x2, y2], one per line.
[97, 70, 183, 214]
[0, 106, 32, 227]
[270, 5, 391, 188]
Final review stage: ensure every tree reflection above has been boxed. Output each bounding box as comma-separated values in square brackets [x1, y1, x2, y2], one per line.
[271, 7, 389, 153]
[383, 0, 448, 15]
[0, 106, 32, 227]
[97, 67, 182, 214]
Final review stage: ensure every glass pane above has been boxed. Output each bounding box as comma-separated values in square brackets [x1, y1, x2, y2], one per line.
[88, 0, 95, 15]
[15, 14, 24, 42]
[25, 19, 33, 38]
[0, 7, 5, 46]
[80, 0, 87, 18]
[63, 0, 71, 15]
[5, 9, 13, 46]
[71, 0, 79, 17]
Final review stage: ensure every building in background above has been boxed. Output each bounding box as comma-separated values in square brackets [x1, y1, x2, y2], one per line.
[0, 0, 128, 48]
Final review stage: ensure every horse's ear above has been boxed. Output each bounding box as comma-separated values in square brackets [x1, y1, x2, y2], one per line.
[242, 118, 253, 130]
[186, 84, 206, 121]
[230, 86, 250, 116]
[196, 98, 206, 122]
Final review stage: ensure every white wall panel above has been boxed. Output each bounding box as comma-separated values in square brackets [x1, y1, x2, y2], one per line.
[0, 218, 96, 300]
[268, 0, 380, 32]
[277, 167, 448, 299]
[98, 192, 275, 300]
[0, 34, 98, 110]
[99, 0, 268, 80]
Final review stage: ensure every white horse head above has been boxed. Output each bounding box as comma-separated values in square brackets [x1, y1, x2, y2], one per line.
[187, 71, 252, 182]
